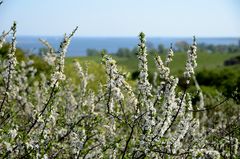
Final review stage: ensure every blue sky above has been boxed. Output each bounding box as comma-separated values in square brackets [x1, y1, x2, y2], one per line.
[0, 0, 239, 37]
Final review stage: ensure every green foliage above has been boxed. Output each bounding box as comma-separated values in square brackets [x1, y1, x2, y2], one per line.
[29, 54, 51, 75]
[0, 43, 26, 61]
[0, 44, 52, 80]
[196, 66, 240, 102]
[157, 44, 166, 54]
[81, 52, 239, 75]
[86, 48, 101, 56]
[198, 43, 240, 53]
[65, 57, 106, 91]
[115, 48, 133, 57]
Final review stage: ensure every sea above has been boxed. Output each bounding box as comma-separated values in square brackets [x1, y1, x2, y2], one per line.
[10, 36, 240, 56]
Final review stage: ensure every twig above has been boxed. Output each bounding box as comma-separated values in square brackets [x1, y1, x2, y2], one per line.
[163, 87, 187, 136]
[188, 97, 229, 112]
[121, 125, 135, 159]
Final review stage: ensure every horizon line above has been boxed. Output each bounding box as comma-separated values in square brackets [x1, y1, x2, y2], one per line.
[15, 35, 240, 39]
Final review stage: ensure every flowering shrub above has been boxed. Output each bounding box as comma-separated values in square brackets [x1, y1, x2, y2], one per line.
[0, 22, 239, 159]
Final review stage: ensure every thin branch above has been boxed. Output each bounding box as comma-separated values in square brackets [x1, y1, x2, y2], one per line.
[58, 115, 88, 142]
[163, 87, 187, 136]
[0, 23, 17, 112]
[188, 97, 229, 112]
[26, 80, 58, 134]
[121, 125, 135, 159]
[152, 149, 190, 156]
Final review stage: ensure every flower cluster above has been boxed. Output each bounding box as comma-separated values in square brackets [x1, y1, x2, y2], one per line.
[0, 23, 239, 158]
[165, 43, 174, 66]
[39, 39, 57, 66]
[50, 27, 78, 88]
[192, 149, 220, 159]
[137, 32, 152, 99]
[184, 36, 197, 84]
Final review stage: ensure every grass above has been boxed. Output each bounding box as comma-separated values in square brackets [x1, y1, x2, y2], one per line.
[66, 52, 240, 75]
[63, 52, 240, 92]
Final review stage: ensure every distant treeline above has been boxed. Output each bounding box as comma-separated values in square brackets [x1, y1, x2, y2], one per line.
[86, 41, 240, 57]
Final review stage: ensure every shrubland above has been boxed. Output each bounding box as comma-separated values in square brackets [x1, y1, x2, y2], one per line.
[0, 22, 239, 159]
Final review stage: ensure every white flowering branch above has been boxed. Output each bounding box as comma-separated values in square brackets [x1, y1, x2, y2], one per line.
[0, 22, 17, 112]
[0, 24, 238, 158]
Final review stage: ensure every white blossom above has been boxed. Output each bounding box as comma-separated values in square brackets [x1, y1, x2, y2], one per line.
[184, 36, 197, 84]
[0, 27, 233, 158]
[4, 142, 12, 152]
[165, 43, 174, 66]
[9, 129, 17, 139]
